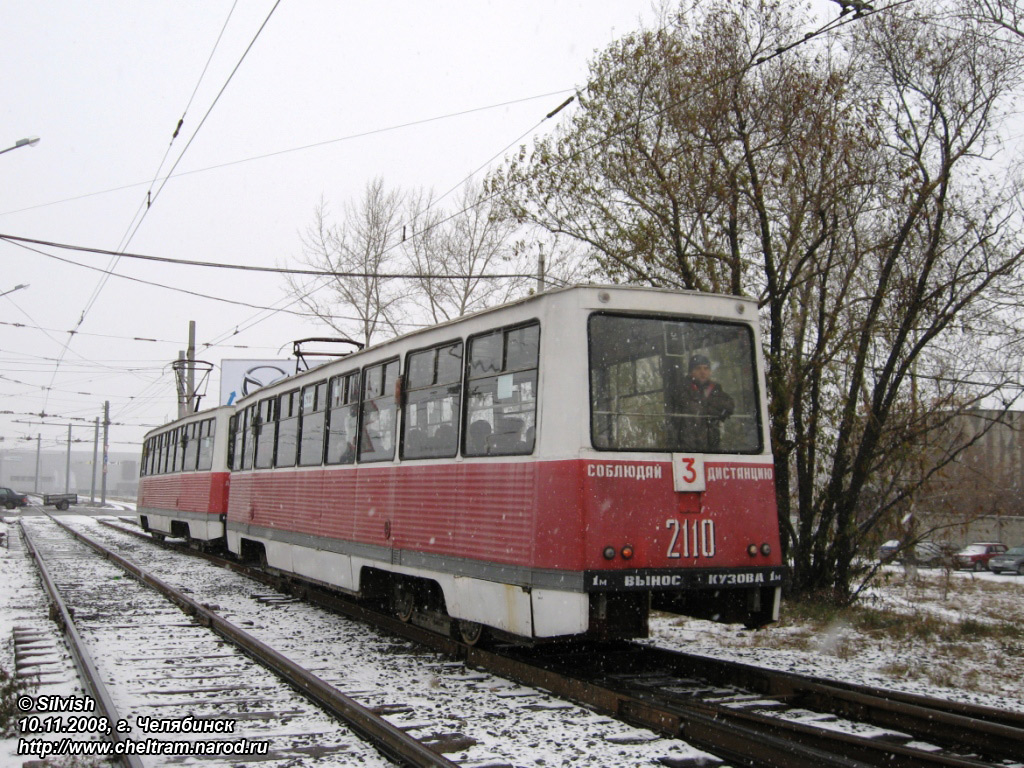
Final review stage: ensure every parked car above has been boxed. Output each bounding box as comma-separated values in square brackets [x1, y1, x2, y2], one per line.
[878, 540, 902, 563]
[987, 546, 1024, 575]
[953, 542, 1008, 571]
[0, 486, 29, 509]
[877, 539, 946, 566]
[907, 540, 946, 566]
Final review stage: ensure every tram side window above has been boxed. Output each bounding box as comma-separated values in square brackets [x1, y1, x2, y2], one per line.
[359, 359, 399, 462]
[155, 434, 165, 474]
[299, 381, 327, 467]
[464, 322, 539, 457]
[165, 431, 176, 473]
[275, 390, 299, 467]
[229, 417, 238, 473]
[183, 422, 200, 471]
[170, 428, 183, 473]
[197, 418, 215, 471]
[242, 405, 257, 470]
[402, 342, 463, 459]
[326, 372, 359, 464]
[254, 397, 277, 470]
[230, 412, 244, 471]
[167, 432, 176, 473]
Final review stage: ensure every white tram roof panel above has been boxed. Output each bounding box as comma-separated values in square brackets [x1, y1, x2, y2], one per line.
[142, 403, 235, 441]
[228, 284, 761, 406]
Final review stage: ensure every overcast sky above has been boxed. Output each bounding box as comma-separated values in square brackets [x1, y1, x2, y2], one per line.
[0, 1, 837, 459]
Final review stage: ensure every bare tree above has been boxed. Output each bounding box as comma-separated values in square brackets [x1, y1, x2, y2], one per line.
[289, 178, 406, 347]
[403, 181, 530, 323]
[968, 0, 1024, 39]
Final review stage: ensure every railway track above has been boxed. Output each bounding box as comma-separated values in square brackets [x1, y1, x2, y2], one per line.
[492, 643, 1024, 768]
[93, 515, 1024, 768]
[15, 515, 449, 768]
[18, 515, 724, 767]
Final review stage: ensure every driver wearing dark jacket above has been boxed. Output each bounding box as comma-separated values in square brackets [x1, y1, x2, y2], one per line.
[678, 354, 734, 451]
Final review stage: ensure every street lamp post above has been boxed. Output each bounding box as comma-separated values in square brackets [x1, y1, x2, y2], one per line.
[0, 136, 40, 156]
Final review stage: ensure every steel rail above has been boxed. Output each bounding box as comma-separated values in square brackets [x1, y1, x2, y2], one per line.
[19, 519, 145, 768]
[477, 647, 995, 768]
[641, 647, 1024, 762]
[97, 518, 1019, 767]
[51, 516, 458, 768]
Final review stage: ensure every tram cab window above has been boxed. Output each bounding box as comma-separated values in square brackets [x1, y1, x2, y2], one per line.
[589, 314, 762, 453]
[276, 390, 300, 467]
[326, 371, 360, 464]
[359, 360, 399, 462]
[464, 322, 539, 457]
[299, 381, 328, 466]
[402, 342, 463, 459]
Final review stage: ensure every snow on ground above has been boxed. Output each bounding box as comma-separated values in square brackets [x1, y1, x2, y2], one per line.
[4, 511, 1024, 765]
[650, 564, 1024, 714]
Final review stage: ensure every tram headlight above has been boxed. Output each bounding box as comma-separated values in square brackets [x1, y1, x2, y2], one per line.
[620, 545, 634, 560]
[747, 543, 758, 557]
[603, 546, 616, 560]
[761, 543, 772, 556]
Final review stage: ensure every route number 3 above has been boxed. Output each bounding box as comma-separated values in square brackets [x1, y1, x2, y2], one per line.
[672, 454, 705, 492]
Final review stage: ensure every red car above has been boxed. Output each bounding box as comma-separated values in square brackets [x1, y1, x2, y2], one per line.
[954, 542, 1007, 571]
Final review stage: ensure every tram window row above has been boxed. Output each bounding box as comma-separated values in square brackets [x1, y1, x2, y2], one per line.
[141, 417, 217, 477]
[142, 320, 540, 476]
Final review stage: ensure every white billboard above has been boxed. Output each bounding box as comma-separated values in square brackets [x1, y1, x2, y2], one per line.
[220, 359, 297, 405]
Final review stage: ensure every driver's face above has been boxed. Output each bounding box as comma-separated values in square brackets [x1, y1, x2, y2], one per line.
[691, 364, 711, 383]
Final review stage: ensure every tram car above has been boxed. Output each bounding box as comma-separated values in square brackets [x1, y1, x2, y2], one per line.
[140, 286, 783, 642]
[138, 405, 233, 545]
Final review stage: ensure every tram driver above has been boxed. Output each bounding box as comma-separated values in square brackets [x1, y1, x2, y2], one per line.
[674, 354, 734, 452]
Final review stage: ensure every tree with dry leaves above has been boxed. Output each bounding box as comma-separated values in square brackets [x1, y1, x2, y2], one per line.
[490, 0, 1024, 598]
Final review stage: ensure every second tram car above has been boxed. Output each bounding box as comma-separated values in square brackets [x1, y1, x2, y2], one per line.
[140, 286, 783, 642]
[138, 406, 233, 544]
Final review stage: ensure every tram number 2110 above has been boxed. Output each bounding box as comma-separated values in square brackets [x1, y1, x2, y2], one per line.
[665, 518, 716, 559]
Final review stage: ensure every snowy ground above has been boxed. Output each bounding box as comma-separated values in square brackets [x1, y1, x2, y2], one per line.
[3, 512, 1023, 765]
[651, 564, 1024, 714]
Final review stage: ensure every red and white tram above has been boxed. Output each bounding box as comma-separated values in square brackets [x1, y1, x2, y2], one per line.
[140, 286, 783, 641]
[138, 405, 233, 544]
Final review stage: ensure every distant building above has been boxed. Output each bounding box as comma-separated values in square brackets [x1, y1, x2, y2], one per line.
[917, 409, 1024, 546]
[0, 447, 139, 501]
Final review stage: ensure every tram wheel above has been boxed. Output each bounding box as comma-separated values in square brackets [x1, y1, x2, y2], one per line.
[393, 583, 415, 623]
[458, 620, 484, 646]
